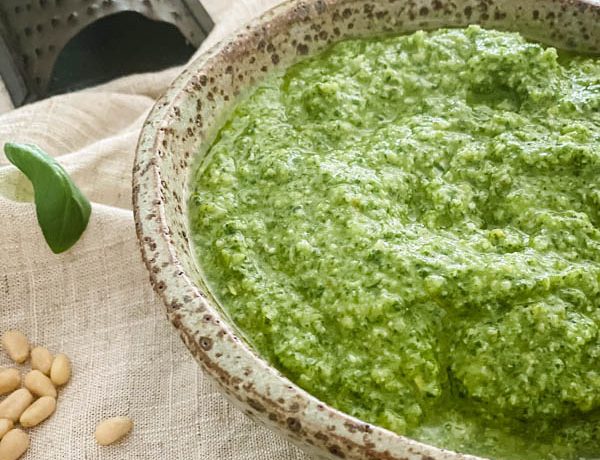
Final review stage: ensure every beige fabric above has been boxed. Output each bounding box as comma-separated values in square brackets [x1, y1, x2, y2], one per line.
[0, 1, 311, 458]
[0, 82, 11, 115]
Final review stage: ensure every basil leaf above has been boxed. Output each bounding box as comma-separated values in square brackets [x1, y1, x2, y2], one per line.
[4, 142, 91, 253]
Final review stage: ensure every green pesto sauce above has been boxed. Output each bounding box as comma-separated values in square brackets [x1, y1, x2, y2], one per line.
[189, 26, 600, 460]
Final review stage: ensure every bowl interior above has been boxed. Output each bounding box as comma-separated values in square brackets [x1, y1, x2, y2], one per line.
[150, 0, 600, 329]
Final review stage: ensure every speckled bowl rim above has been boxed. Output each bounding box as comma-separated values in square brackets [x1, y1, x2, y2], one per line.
[133, 1, 600, 459]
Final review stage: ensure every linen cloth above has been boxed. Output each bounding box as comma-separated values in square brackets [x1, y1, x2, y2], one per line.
[0, 1, 311, 458]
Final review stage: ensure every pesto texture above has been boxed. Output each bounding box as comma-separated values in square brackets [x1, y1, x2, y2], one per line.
[189, 27, 600, 460]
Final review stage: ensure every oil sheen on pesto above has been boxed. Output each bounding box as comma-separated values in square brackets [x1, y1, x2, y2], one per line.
[189, 27, 600, 460]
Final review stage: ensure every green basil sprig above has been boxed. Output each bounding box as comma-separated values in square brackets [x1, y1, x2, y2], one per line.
[4, 142, 91, 253]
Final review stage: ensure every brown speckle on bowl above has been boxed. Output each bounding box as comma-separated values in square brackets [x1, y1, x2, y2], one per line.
[199, 336, 213, 351]
[247, 397, 267, 412]
[287, 416, 303, 432]
[328, 444, 346, 458]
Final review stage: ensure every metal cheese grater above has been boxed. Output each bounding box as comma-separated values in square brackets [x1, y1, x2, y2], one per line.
[0, 0, 213, 106]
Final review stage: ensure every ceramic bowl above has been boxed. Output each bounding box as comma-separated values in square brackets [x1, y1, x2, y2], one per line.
[132, 1, 600, 459]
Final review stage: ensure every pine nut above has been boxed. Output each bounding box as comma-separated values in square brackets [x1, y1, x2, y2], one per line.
[0, 429, 29, 460]
[30, 347, 53, 376]
[19, 396, 56, 428]
[0, 419, 13, 439]
[95, 416, 133, 446]
[24, 370, 56, 398]
[0, 369, 20, 396]
[1, 332, 29, 364]
[50, 354, 71, 386]
[0, 389, 33, 422]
